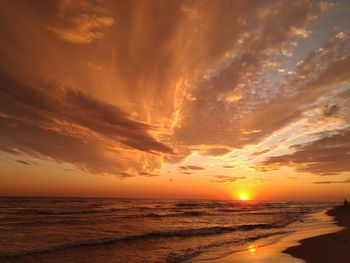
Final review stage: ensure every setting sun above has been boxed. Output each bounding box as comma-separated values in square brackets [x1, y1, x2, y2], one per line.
[240, 194, 249, 201]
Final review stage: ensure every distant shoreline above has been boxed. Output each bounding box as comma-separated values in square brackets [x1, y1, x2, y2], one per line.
[284, 205, 350, 262]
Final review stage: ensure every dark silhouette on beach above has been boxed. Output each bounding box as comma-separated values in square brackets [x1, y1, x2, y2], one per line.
[285, 205, 350, 262]
[344, 198, 348, 207]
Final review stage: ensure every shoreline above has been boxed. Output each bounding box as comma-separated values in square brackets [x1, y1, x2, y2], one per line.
[284, 205, 350, 262]
[194, 206, 344, 263]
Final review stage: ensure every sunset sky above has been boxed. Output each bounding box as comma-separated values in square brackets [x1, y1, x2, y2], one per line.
[1, 0, 350, 200]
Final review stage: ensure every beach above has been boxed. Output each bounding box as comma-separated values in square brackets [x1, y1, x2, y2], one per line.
[198, 205, 348, 263]
[285, 206, 350, 263]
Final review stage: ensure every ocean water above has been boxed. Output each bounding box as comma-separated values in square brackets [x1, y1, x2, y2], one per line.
[0, 197, 335, 263]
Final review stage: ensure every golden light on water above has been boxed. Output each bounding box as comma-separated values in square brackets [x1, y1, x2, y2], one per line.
[248, 245, 256, 255]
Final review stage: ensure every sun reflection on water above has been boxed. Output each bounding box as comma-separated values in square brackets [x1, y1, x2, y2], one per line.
[248, 244, 256, 255]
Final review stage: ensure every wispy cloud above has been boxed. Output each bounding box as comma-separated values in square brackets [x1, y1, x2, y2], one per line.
[255, 130, 350, 175]
[201, 147, 232, 157]
[0, 72, 172, 175]
[48, 0, 115, 44]
[212, 175, 246, 183]
[179, 165, 205, 170]
[313, 179, 350, 184]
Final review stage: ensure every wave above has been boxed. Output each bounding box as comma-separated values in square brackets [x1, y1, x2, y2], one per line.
[0, 223, 281, 259]
[145, 211, 209, 218]
[217, 209, 244, 213]
[175, 202, 202, 208]
[174, 201, 242, 209]
[0, 218, 82, 226]
[217, 210, 293, 216]
[165, 231, 287, 263]
[33, 208, 122, 215]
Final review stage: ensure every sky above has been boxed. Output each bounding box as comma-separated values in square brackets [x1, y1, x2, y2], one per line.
[0, 0, 350, 201]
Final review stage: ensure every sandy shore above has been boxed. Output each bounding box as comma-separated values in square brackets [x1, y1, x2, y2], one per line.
[194, 206, 345, 263]
[285, 205, 350, 263]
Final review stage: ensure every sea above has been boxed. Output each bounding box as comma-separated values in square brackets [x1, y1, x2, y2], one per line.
[0, 197, 336, 263]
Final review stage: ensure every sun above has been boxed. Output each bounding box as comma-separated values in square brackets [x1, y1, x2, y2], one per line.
[240, 193, 249, 201]
[233, 191, 252, 201]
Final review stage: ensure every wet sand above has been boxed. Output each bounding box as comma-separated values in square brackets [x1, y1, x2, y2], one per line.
[285, 205, 350, 263]
[194, 207, 344, 263]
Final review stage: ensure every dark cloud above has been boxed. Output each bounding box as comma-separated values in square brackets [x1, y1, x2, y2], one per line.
[201, 147, 232, 156]
[0, 72, 172, 175]
[324, 104, 339, 116]
[212, 175, 246, 183]
[313, 179, 350, 184]
[222, 165, 236, 169]
[255, 130, 350, 175]
[138, 172, 159, 177]
[15, 160, 31, 165]
[179, 165, 205, 170]
[1, 115, 125, 175]
[250, 148, 271, 158]
[114, 172, 135, 178]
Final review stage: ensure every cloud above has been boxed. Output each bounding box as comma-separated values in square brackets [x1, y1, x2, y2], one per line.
[335, 32, 348, 41]
[15, 160, 31, 165]
[255, 130, 350, 175]
[48, 0, 115, 44]
[114, 172, 135, 178]
[138, 171, 159, 177]
[0, 72, 172, 175]
[172, 0, 348, 153]
[250, 148, 272, 158]
[222, 165, 236, 169]
[212, 175, 246, 183]
[313, 179, 350, 184]
[201, 147, 232, 156]
[323, 104, 339, 116]
[179, 165, 205, 170]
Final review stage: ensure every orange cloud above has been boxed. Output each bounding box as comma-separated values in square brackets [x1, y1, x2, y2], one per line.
[255, 130, 350, 175]
[0, 73, 172, 175]
[212, 175, 246, 183]
[48, 0, 115, 44]
[179, 165, 205, 171]
[313, 179, 350, 184]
